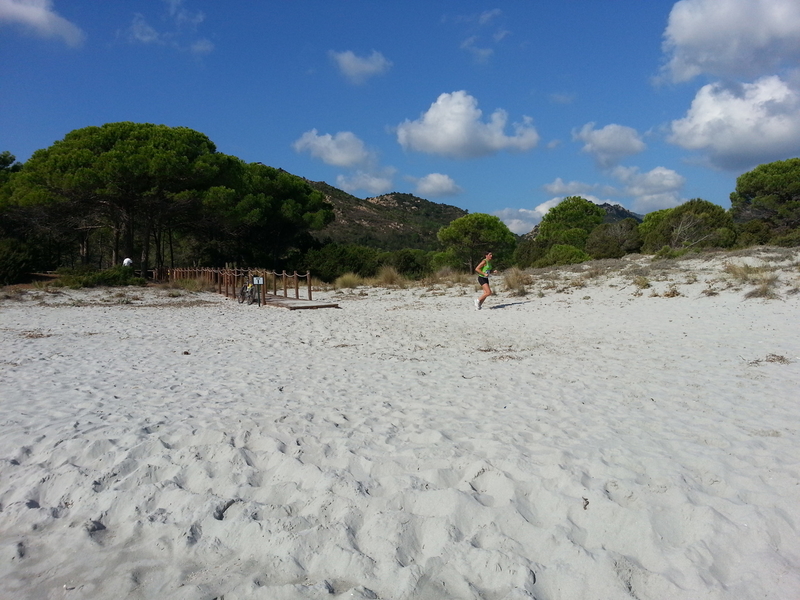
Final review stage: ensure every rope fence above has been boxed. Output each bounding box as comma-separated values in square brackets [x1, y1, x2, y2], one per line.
[168, 267, 313, 303]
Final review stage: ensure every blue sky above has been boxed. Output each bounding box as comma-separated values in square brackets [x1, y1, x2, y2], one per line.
[2, 0, 800, 234]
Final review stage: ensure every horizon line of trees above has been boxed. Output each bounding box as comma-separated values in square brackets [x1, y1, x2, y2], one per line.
[1, 122, 798, 285]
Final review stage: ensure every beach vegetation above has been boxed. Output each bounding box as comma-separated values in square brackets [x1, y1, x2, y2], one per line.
[1, 123, 333, 276]
[50, 265, 146, 288]
[162, 278, 215, 293]
[503, 267, 532, 296]
[304, 243, 382, 282]
[586, 218, 642, 259]
[730, 158, 800, 235]
[0, 238, 33, 285]
[534, 244, 590, 267]
[437, 213, 516, 272]
[334, 272, 364, 289]
[744, 273, 780, 299]
[370, 265, 407, 288]
[641, 199, 735, 253]
[513, 236, 551, 269]
[422, 266, 471, 287]
[536, 196, 605, 252]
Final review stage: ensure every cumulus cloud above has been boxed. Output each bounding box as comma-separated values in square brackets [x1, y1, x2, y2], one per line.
[494, 208, 541, 235]
[540, 168, 684, 215]
[573, 122, 646, 168]
[330, 50, 392, 84]
[336, 171, 393, 196]
[661, 0, 800, 82]
[0, 0, 85, 46]
[412, 173, 463, 197]
[543, 178, 620, 199]
[611, 166, 685, 213]
[292, 129, 374, 168]
[668, 76, 800, 170]
[396, 91, 539, 159]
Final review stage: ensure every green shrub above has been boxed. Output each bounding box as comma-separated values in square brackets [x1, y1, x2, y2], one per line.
[0, 238, 33, 285]
[388, 248, 432, 278]
[513, 237, 551, 269]
[534, 244, 590, 267]
[585, 219, 642, 259]
[770, 228, 800, 247]
[652, 245, 688, 260]
[54, 265, 146, 288]
[303, 243, 382, 282]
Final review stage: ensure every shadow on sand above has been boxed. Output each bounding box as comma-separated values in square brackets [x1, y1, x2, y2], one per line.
[487, 300, 536, 309]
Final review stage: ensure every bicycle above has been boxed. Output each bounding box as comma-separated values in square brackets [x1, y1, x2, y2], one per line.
[238, 281, 258, 305]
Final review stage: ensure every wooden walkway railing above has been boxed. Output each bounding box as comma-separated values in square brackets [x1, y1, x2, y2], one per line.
[168, 267, 313, 303]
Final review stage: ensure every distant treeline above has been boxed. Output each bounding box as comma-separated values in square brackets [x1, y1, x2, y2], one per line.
[0, 122, 798, 285]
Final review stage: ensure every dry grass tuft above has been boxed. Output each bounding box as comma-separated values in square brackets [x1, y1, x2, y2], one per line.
[743, 273, 780, 299]
[422, 268, 471, 287]
[161, 278, 216, 293]
[503, 267, 532, 296]
[723, 262, 772, 284]
[369, 265, 408, 288]
[334, 272, 364, 289]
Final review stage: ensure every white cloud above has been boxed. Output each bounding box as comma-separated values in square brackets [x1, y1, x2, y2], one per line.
[544, 177, 600, 197]
[573, 122, 646, 168]
[164, 0, 204, 28]
[129, 13, 161, 44]
[611, 166, 685, 213]
[549, 92, 575, 105]
[126, 1, 211, 54]
[190, 38, 214, 55]
[292, 129, 374, 168]
[460, 36, 494, 63]
[396, 91, 539, 159]
[661, 0, 800, 82]
[413, 173, 463, 197]
[494, 208, 540, 235]
[336, 171, 393, 196]
[541, 169, 684, 215]
[330, 50, 392, 84]
[478, 9, 502, 25]
[0, 0, 85, 46]
[668, 75, 800, 170]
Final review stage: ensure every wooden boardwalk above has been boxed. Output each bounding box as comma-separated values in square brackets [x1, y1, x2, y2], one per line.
[258, 294, 339, 310]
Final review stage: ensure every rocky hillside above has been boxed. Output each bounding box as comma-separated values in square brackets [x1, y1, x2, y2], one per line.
[308, 180, 468, 251]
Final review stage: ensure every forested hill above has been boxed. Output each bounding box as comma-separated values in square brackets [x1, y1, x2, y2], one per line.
[307, 180, 468, 251]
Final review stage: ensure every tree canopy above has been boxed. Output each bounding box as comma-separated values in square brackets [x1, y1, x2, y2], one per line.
[730, 157, 800, 231]
[1, 123, 333, 273]
[536, 196, 605, 250]
[437, 213, 516, 271]
[641, 199, 734, 252]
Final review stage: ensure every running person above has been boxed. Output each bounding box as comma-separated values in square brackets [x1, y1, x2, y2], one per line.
[474, 251, 494, 310]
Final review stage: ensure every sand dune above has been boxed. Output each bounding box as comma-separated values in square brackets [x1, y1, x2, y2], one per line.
[1, 249, 799, 599]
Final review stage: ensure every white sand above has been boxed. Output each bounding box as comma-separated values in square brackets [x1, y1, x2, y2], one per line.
[1, 250, 799, 600]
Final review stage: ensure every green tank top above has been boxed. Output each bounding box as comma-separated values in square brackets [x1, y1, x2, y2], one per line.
[480, 261, 492, 276]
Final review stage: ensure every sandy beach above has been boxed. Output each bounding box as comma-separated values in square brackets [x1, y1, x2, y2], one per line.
[1, 249, 799, 600]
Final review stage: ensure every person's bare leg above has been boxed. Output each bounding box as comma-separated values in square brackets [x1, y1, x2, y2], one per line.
[478, 283, 492, 307]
